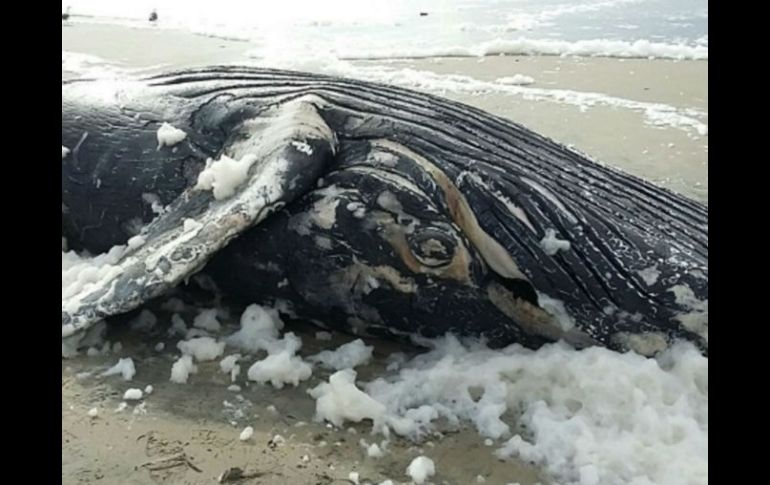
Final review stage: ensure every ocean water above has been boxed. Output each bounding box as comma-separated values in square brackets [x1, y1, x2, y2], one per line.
[63, 0, 708, 60]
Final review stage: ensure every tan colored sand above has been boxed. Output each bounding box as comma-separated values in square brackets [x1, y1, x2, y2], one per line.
[63, 322, 543, 485]
[62, 22, 253, 68]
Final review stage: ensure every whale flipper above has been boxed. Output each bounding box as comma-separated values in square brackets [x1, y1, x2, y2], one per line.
[62, 96, 337, 338]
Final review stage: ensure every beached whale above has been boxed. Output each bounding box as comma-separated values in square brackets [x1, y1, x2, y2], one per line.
[61, 66, 708, 355]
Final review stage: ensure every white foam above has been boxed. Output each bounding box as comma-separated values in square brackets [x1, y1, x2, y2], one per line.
[309, 339, 374, 370]
[127, 235, 146, 249]
[177, 337, 225, 362]
[334, 37, 708, 61]
[61, 51, 125, 77]
[62, 146, 70, 159]
[142, 193, 166, 215]
[193, 308, 222, 332]
[239, 426, 254, 441]
[230, 364, 241, 382]
[362, 337, 706, 485]
[156, 122, 187, 149]
[406, 456, 435, 485]
[246, 343, 313, 389]
[170, 355, 198, 383]
[496, 74, 535, 86]
[227, 305, 311, 389]
[220, 354, 241, 374]
[359, 439, 386, 458]
[123, 388, 143, 400]
[638, 265, 661, 286]
[540, 229, 571, 256]
[308, 369, 386, 428]
[133, 402, 148, 415]
[499, 0, 645, 33]
[62, 245, 128, 304]
[195, 154, 259, 200]
[101, 357, 136, 381]
[225, 303, 284, 353]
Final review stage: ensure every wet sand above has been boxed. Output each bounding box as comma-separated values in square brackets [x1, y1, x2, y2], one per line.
[382, 56, 708, 202]
[63, 315, 544, 485]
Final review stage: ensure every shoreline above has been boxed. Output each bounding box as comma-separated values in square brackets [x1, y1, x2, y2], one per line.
[63, 23, 707, 205]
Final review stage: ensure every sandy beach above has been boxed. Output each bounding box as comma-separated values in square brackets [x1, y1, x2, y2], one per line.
[63, 21, 708, 485]
[63, 313, 544, 485]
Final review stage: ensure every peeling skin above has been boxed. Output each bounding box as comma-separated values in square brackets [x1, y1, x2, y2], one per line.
[331, 262, 417, 296]
[310, 197, 340, 230]
[373, 139, 528, 282]
[500, 195, 537, 233]
[233, 94, 334, 159]
[376, 190, 418, 233]
[366, 150, 399, 167]
[465, 172, 537, 234]
[487, 282, 597, 347]
[638, 265, 661, 286]
[350, 166, 429, 203]
[521, 177, 578, 224]
[290, 186, 351, 235]
[487, 281, 563, 340]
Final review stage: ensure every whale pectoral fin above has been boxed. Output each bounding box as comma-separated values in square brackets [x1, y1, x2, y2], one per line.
[62, 96, 337, 340]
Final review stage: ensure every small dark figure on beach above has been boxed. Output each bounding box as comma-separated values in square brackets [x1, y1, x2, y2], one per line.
[149, 9, 158, 22]
[419, 12, 428, 17]
[62, 6, 71, 21]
